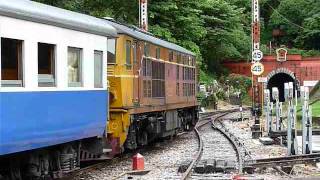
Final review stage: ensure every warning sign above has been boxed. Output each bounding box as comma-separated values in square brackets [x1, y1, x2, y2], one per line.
[251, 62, 264, 76]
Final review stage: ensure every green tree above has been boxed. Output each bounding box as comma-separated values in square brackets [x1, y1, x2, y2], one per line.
[33, 0, 252, 79]
[200, 0, 250, 76]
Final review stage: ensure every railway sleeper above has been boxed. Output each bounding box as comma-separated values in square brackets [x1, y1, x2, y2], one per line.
[190, 159, 238, 174]
[178, 160, 192, 173]
[194, 160, 206, 174]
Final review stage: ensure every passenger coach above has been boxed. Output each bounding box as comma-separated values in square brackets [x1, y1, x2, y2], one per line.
[0, 0, 116, 179]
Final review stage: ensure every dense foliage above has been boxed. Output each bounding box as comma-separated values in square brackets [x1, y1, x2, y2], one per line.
[34, 0, 320, 79]
[261, 0, 320, 51]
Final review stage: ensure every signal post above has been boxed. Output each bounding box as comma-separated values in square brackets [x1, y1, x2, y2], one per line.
[250, 0, 264, 138]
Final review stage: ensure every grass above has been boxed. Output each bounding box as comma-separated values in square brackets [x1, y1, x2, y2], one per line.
[296, 100, 320, 129]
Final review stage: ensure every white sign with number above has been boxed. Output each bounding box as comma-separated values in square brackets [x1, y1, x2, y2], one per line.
[258, 77, 267, 83]
[252, 50, 263, 61]
[251, 62, 264, 76]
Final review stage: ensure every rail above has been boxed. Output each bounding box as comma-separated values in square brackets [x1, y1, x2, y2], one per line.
[245, 153, 320, 168]
[180, 108, 250, 180]
[180, 112, 231, 180]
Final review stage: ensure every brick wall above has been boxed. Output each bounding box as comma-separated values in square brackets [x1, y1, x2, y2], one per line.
[223, 55, 320, 84]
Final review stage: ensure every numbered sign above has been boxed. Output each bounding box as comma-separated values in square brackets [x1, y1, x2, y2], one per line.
[251, 62, 264, 76]
[252, 50, 263, 62]
[258, 77, 267, 83]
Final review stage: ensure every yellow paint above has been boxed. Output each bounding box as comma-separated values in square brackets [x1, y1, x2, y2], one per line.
[106, 34, 197, 149]
[107, 35, 134, 147]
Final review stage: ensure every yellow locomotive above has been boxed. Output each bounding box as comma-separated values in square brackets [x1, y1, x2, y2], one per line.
[105, 20, 199, 155]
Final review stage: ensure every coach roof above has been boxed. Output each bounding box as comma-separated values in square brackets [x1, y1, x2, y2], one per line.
[105, 20, 195, 56]
[0, 0, 117, 37]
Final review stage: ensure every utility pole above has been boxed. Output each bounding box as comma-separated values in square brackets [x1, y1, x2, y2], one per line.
[251, 0, 263, 138]
[252, 0, 260, 51]
[139, 0, 148, 31]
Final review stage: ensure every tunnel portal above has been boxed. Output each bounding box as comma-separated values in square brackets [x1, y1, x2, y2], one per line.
[267, 73, 295, 102]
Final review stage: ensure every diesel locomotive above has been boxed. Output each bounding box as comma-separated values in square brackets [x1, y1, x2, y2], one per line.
[105, 20, 199, 155]
[0, 1, 198, 179]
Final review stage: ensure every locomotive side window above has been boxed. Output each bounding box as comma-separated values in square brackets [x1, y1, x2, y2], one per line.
[156, 47, 160, 59]
[176, 83, 180, 96]
[152, 61, 165, 98]
[94, 50, 103, 88]
[68, 47, 82, 87]
[142, 58, 152, 77]
[38, 43, 55, 87]
[107, 39, 116, 64]
[177, 53, 181, 64]
[125, 40, 131, 69]
[144, 43, 150, 57]
[176, 66, 179, 80]
[143, 80, 151, 97]
[133, 42, 137, 64]
[169, 51, 174, 62]
[1, 38, 23, 87]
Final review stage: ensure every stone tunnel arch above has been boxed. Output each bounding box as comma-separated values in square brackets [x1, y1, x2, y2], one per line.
[266, 68, 300, 102]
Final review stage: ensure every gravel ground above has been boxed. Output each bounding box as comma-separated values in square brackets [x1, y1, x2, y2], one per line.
[222, 110, 320, 180]
[71, 131, 199, 180]
[70, 108, 320, 180]
[190, 119, 239, 179]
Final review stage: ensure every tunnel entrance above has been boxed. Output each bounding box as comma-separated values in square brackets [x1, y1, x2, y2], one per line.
[267, 73, 295, 102]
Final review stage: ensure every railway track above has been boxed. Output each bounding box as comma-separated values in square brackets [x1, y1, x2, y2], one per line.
[65, 109, 250, 180]
[180, 109, 251, 180]
[245, 153, 320, 168]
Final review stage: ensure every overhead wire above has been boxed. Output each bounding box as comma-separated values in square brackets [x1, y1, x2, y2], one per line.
[264, 1, 306, 30]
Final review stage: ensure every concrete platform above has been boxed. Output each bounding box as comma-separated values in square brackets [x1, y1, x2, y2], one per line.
[259, 137, 274, 145]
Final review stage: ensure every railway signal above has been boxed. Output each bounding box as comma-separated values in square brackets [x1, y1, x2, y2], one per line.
[286, 82, 298, 156]
[302, 87, 313, 154]
[264, 89, 272, 134]
[139, 0, 148, 31]
[272, 87, 281, 131]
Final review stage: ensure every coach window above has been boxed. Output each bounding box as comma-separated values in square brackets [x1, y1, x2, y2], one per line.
[156, 47, 160, 59]
[68, 47, 82, 87]
[1, 38, 23, 87]
[94, 50, 103, 88]
[126, 40, 132, 69]
[38, 43, 55, 87]
[107, 38, 116, 64]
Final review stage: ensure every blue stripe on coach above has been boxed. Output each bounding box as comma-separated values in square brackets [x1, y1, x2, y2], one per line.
[0, 90, 108, 155]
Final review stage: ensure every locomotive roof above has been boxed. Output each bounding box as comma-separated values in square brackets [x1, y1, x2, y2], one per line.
[0, 0, 117, 37]
[105, 20, 195, 56]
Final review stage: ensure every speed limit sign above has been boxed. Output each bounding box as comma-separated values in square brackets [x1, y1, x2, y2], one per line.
[252, 50, 263, 61]
[251, 62, 264, 76]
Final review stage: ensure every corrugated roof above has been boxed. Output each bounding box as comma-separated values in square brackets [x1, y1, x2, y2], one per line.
[0, 0, 117, 37]
[105, 20, 195, 56]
